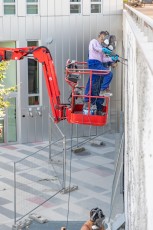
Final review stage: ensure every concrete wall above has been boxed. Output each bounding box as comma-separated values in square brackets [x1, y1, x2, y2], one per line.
[0, 0, 123, 143]
[123, 6, 153, 230]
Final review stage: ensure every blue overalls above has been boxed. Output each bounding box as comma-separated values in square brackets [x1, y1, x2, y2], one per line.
[84, 59, 113, 111]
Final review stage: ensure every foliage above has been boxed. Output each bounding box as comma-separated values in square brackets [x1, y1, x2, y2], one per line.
[0, 61, 16, 117]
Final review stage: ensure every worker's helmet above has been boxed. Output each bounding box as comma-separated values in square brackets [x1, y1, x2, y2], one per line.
[90, 208, 105, 229]
[90, 207, 105, 222]
[103, 35, 117, 51]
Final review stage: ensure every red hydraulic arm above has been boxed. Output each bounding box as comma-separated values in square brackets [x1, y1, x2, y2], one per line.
[0, 46, 66, 123]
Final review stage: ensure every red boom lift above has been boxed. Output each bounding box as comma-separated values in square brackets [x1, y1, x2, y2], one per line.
[0, 46, 110, 126]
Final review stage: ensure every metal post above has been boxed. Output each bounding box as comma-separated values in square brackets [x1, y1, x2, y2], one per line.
[63, 135, 66, 190]
[76, 124, 78, 148]
[48, 114, 52, 161]
[13, 162, 16, 225]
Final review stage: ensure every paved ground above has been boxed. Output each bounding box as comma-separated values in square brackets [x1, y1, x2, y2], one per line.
[0, 133, 122, 230]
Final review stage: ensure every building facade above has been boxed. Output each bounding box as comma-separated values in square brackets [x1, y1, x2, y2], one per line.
[123, 5, 153, 229]
[0, 0, 123, 144]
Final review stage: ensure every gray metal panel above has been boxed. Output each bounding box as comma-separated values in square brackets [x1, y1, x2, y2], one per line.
[19, 60, 28, 108]
[40, 17, 48, 45]
[82, 16, 90, 57]
[75, 16, 85, 61]
[21, 109, 29, 143]
[1, 17, 11, 40]
[17, 0, 26, 16]
[83, 0, 90, 15]
[40, 0, 48, 16]
[47, 17, 56, 58]
[69, 16, 79, 60]
[18, 17, 26, 43]
[35, 114, 43, 142]
[55, 16, 71, 102]
[55, 0, 63, 16]
[103, 0, 123, 15]
[27, 116, 36, 143]
[53, 17, 65, 102]
[0, 18, 3, 39]
[0, 1, 3, 16]
[48, 0, 55, 16]
[42, 106, 49, 141]
[62, 0, 70, 15]
[0, 16, 18, 40]
[26, 16, 41, 39]
[10, 17, 19, 40]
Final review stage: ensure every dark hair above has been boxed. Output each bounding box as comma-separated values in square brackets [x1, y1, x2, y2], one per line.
[98, 31, 109, 37]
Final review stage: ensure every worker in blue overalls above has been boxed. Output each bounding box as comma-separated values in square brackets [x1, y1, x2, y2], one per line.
[83, 31, 118, 115]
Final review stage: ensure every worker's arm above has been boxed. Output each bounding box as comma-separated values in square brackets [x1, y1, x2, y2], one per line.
[80, 223, 105, 230]
[80, 224, 90, 230]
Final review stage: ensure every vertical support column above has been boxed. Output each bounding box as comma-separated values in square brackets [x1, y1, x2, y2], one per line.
[48, 114, 52, 161]
[62, 135, 66, 190]
[13, 162, 16, 225]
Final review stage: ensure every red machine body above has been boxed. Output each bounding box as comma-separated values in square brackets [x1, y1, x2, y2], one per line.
[0, 46, 110, 126]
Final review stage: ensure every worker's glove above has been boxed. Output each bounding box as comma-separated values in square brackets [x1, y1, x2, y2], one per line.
[102, 47, 112, 56]
[111, 54, 119, 62]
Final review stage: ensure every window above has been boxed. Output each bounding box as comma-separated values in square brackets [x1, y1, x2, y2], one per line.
[3, 0, 16, 15]
[70, 0, 81, 14]
[27, 41, 40, 106]
[91, 0, 101, 13]
[0, 118, 4, 143]
[26, 0, 38, 15]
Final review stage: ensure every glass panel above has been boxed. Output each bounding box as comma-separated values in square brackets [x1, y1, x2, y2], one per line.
[27, 5, 38, 14]
[29, 96, 39, 105]
[27, 41, 38, 46]
[4, 0, 15, 2]
[0, 118, 4, 143]
[7, 98, 17, 142]
[4, 5, 15, 14]
[91, 0, 101, 2]
[91, 4, 101, 13]
[27, 0, 38, 2]
[70, 0, 81, 2]
[0, 42, 16, 88]
[28, 59, 39, 94]
[70, 4, 81, 13]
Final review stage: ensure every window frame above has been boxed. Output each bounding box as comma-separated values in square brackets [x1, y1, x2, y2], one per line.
[26, 0, 39, 15]
[70, 0, 82, 14]
[90, 0, 102, 14]
[27, 41, 40, 106]
[3, 0, 16, 15]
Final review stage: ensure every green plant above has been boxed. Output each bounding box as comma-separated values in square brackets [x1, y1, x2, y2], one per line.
[0, 61, 16, 117]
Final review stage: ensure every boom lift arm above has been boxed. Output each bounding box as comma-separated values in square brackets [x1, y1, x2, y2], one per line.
[0, 46, 66, 123]
[0, 46, 110, 126]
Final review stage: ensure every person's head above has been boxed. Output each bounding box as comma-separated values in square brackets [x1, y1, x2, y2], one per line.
[97, 31, 109, 44]
[90, 207, 105, 229]
[102, 34, 117, 51]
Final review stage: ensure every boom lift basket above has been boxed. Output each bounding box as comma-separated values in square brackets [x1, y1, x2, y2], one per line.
[65, 60, 110, 126]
